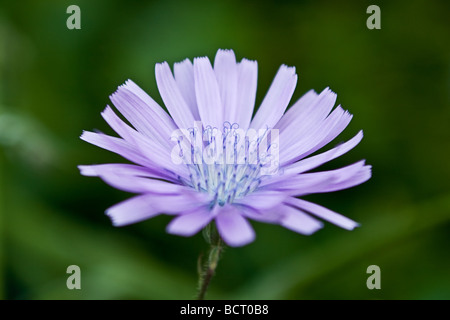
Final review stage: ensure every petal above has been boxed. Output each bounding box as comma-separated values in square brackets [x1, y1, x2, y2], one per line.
[301, 109, 353, 160]
[215, 205, 255, 247]
[314, 164, 372, 193]
[250, 65, 297, 130]
[78, 163, 173, 181]
[283, 130, 364, 175]
[151, 192, 212, 213]
[260, 169, 336, 194]
[98, 173, 187, 194]
[214, 49, 238, 124]
[235, 58, 258, 130]
[166, 206, 215, 237]
[80, 131, 156, 169]
[174, 58, 200, 120]
[101, 105, 139, 142]
[275, 89, 318, 131]
[279, 87, 336, 148]
[110, 80, 177, 145]
[294, 107, 354, 161]
[106, 194, 162, 226]
[233, 190, 288, 211]
[107, 192, 211, 227]
[124, 124, 189, 179]
[155, 62, 197, 130]
[286, 197, 359, 230]
[240, 204, 283, 223]
[280, 105, 352, 165]
[278, 204, 323, 235]
[98, 106, 189, 179]
[262, 160, 368, 196]
[194, 57, 223, 129]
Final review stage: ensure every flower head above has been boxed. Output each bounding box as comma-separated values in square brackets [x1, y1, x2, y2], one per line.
[79, 49, 371, 247]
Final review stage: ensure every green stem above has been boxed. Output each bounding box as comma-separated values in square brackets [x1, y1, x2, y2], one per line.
[197, 224, 223, 300]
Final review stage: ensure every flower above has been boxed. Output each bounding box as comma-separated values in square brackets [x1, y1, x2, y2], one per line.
[79, 49, 371, 247]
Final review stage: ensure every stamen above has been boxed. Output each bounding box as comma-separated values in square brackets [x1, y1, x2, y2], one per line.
[180, 122, 275, 206]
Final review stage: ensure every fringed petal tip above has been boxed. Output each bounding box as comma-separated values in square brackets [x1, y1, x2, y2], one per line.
[78, 165, 95, 176]
[215, 48, 236, 58]
[279, 64, 296, 75]
[174, 58, 191, 67]
[215, 206, 256, 247]
[79, 129, 92, 138]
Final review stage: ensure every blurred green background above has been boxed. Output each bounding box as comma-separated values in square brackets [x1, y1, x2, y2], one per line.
[1, 0, 449, 300]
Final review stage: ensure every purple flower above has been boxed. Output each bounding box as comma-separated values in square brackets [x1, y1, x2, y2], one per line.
[79, 49, 371, 247]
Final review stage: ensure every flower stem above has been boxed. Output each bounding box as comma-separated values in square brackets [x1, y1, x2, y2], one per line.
[197, 224, 223, 300]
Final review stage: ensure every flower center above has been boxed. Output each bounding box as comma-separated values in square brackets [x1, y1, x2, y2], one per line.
[174, 122, 279, 206]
